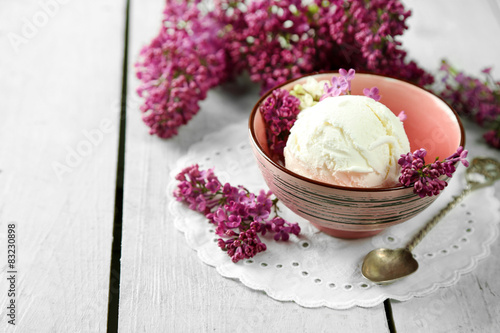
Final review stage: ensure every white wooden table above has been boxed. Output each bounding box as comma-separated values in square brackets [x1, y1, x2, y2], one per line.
[1, 0, 499, 332]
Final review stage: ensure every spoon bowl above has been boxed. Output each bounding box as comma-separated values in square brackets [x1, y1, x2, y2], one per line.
[361, 248, 418, 284]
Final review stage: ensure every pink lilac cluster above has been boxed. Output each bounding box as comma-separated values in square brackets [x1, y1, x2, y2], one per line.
[215, 0, 433, 93]
[259, 88, 301, 158]
[137, 0, 435, 137]
[174, 164, 300, 263]
[135, 0, 227, 138]
[398, 147, 469, 198]
[213, 0, 317, 93]
[312, 0, 433, 87]
[437, 60, 500, 149]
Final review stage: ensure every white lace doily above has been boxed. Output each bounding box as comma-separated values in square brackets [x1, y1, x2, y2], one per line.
[167, 121, 500, 309]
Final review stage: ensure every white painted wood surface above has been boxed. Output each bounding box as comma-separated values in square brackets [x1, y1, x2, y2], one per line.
[402, 0, 500, 78]
[117, 1, 390, 332]
[1, 0, 499, 331]
[0, 0, 126, 332]
[119, 0, 500, 332]
[395, 1, 500, 332]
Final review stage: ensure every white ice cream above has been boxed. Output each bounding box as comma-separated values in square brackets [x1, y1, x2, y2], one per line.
[284, 95, 410, 188]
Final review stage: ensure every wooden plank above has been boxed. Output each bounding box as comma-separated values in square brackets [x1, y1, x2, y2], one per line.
[392, 1, 500, 331]
[0, 0, 126, 331]
[118, 0, 390, 331]
[401, 0, 500, 77]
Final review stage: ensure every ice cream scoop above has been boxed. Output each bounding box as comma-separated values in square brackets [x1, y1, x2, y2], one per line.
[284, 95, 410, 188]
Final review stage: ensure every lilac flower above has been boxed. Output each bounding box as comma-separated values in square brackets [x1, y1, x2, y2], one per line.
[174, 165, 301, 263]
[436, 60, 500, 149]
[225, 213, 242, 228]
[321, 76, 349, 100]
[249, 190, 273, 222]
[482, 67, 493, 75]
[397, 110, 407, 121]
[484, 130, 500, 149]
[398, 146, 469, 198]
[363, 87, 381, 101]
[135, 0, 228, 138]
[218, 227, 268, 263]
[447, 146, 469, 167]
[266, 217, 301, 241]
[206, 180, 221, 193]
[339, 68, 356, 92]
[259, 88, 301, 158]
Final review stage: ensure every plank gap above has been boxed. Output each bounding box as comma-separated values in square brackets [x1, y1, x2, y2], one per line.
[384, 299, 397, 333]
[107, 0, 130, 331]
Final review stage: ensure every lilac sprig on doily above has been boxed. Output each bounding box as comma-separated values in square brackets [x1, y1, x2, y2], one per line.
[259, 88, 301, 159]
[436, 60, 500, 149]
[398, 147, 469, 198]
[174, 164, 300, 263]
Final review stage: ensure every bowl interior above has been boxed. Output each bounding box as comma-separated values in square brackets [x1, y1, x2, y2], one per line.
[252, 72, 464, 169]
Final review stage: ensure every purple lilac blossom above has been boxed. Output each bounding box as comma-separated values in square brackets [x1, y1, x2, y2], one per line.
[215, 0, 434, 91]
[321, 76, 349, 100]
[363, 87, 381, 101]
[136, 0, 435, 138]
[259, 88, 301, 159]
[484, 130, 500, 149]
[311, 0, 433, 86]
[319, 68, 354, 101]
[339, 68, 356, 93]
[436, 60, 500, 149]
[398, 147, 469, 198]
[174, 164, 301, 263]
[397, 110, 407, 121]
[135, 0, 228, 138]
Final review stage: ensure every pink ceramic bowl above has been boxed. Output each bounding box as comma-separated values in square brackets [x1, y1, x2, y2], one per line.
[249, 72, 465, 239]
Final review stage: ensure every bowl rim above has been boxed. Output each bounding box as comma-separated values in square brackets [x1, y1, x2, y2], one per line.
[248, 70, 466, 193]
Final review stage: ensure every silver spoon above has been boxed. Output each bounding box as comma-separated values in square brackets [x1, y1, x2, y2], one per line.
[361, 157, 500, 284]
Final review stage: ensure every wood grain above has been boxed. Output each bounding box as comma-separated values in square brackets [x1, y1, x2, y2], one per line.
[0, 0, 126, 331]
[118, 0, 389, 331]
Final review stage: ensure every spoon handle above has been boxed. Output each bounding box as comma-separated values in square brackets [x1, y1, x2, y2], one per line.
[405, 187, 472, 252]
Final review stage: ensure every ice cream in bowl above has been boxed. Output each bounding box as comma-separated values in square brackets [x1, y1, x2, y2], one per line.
[248, 71, 465, 239]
